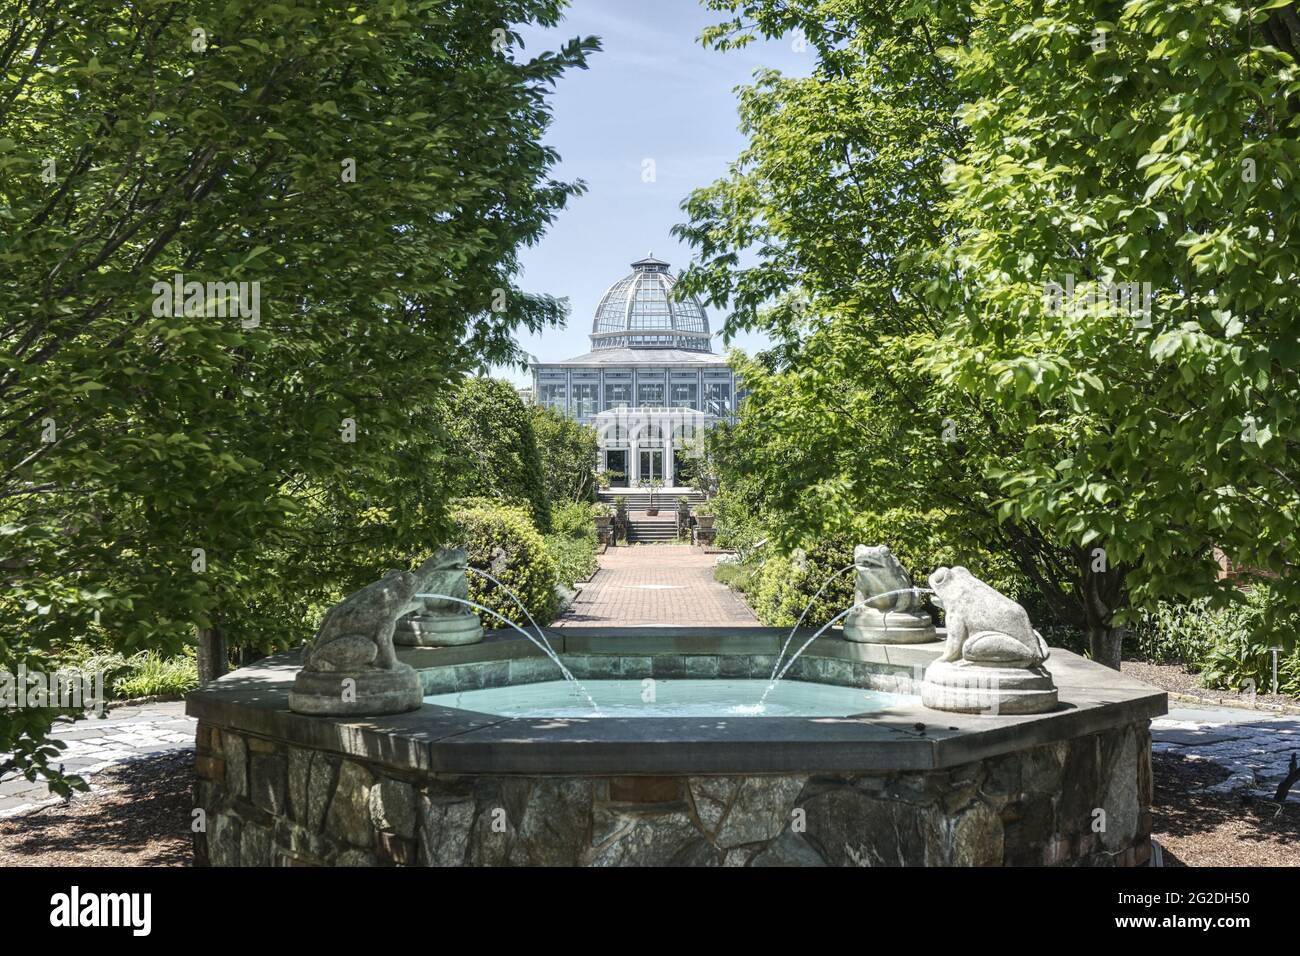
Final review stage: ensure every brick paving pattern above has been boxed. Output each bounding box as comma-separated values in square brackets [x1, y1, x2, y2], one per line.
[555, 544, 759, 627]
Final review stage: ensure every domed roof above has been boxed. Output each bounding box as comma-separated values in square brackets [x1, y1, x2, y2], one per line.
[590, 254, 712, 352]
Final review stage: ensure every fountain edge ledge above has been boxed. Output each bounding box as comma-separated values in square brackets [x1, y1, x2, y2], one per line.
[185, 627, 1167, 777]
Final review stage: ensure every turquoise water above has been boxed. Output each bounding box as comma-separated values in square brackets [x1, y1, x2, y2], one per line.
[424, 678, 909, 718]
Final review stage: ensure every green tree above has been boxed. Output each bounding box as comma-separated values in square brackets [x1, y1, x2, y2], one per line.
[684, 0, 1300, 668]
[440, 378, 551, 531]
[530, 402, 598, 505]
[932, 0, 1300, 659]
[0, 0, 594, 786]
[678, 0, 1148, 667]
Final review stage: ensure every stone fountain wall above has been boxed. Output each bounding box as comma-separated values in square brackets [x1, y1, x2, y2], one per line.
[192, 718, 1154, 867]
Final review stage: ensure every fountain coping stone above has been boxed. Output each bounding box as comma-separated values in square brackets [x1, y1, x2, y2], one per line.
[187, 628, 1164, 776]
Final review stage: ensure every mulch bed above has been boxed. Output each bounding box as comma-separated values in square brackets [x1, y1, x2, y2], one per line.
[0, 751, 192, 867]
[1150, 751, 1300, 867]
[1122, 659, 1299, 710]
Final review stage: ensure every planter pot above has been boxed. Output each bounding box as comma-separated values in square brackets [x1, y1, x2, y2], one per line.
[695, 515, 716, 530]
[594, 516, 613, 530]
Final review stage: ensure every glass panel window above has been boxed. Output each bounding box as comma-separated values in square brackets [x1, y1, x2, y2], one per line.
[703, 382, 732, 417]
[538, 383, 567, 415]
[604, 383, 631, 410]
[670, 383, 698, 409]
[638, 450, 664, 483]
[573, 383, 597, 418]
[637, 383, 664, 407]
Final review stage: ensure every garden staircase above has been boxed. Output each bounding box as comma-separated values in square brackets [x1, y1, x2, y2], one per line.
[598, 489, 705, 543]
[624, 512, 681, 543]
[597, 489, 706, 511]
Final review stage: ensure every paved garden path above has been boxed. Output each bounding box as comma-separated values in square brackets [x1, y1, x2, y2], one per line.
[0, 700, 195, 818]
[555, 544, 759, 627]
[1150, 705, 1300, 799]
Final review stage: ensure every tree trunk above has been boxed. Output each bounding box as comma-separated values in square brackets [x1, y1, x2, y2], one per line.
[1087, 626, 1124, 671]
[196, 626, 227, 686]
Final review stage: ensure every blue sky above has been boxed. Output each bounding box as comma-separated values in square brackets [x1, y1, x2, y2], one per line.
[495, 0, 810, 384]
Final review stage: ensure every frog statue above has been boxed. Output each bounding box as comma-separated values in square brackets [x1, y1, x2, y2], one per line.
[288, 566, 426, 716]
[842, 544, 937, 644]
[393, 547, 484, 647]
[920, 566, 1058, 715]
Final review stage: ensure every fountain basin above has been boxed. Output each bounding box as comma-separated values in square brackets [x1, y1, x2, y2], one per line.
[426, 678, 910, 719]
[186, 627, 1166, 867]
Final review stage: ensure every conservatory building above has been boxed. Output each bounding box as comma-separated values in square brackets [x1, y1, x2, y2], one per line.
[529, 254, 738, 488]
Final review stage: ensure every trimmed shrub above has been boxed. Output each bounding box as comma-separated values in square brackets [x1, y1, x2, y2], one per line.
[546, 502, 599, 589]
[547, 535, 598, 589]
[453, 501, 558, 629]
[750, 537, 857, 629]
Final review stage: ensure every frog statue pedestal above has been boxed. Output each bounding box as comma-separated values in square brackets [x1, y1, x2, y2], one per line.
[842, 544, 938, 644]
[920, 566, 1058, 715]
[393, 547, 483, 648]
[289, 569, 425, 717]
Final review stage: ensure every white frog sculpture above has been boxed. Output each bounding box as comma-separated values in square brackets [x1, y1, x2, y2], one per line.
[930, 566, 1049, 667]
[842, 544, 937, 644]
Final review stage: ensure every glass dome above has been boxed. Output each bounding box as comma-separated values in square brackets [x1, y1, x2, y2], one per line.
[590, 254, 712, 351]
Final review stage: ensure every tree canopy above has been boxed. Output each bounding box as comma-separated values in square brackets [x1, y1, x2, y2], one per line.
[681, 0, 1300, 668]
[1, 0, 595, 786]
[440, 377, 552, 531]
[530, 402, 598, 505]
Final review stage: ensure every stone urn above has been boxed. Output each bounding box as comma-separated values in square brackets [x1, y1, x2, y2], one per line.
[695, 513, 716, 530]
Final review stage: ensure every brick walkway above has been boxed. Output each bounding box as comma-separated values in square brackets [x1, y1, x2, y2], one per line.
[555, 544, 760, 627]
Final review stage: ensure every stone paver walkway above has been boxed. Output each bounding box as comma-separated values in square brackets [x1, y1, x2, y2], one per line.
[0, 700, 195, 817]
[1152, 705, 1299, 799]
[556, 544, 759, 627]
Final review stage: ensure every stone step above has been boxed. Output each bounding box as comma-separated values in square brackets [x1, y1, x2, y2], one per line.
[600, 490, 706, 509]
[627, 531, 683, 543]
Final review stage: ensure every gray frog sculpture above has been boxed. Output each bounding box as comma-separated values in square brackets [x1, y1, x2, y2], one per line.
[930, 566, 1049, 666]
[394, 547, 483, 647]
[922, 566, 1057, 715]
[290, 567, 426, 716]
[842, 544, 937, 644]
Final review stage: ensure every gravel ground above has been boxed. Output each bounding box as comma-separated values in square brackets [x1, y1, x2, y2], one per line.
[1122, 659, 1299, 710]
[1150, 751, 1300, 867]
[0, 751, 192, 867]
[0, 746, 1294, 867]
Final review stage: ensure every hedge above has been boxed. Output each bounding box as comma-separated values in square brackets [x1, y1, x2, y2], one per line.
[453, 501, 558, 629]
